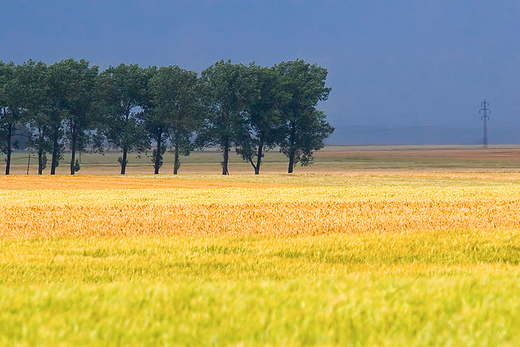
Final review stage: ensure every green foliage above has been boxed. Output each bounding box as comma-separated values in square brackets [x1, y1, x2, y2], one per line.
[50, 141, 65, 170]
[198, 60, 251, 175]
[97, 63, 152, 174]
[18, 60, 54, 174]
[287, 109, 335, 167]
[0, 61, 29, 174]
[117, 156, 127, 167]
[0, 58, 335, 175]
[42, 63, 66, 174]
[74, 159, 81, 172]
[150, 146, 165, 170]
[235, 63, 284, 174]
[274, 59, 334, 173]
[47, 59, 99, 175]
[140, 66, 187, 175]
[40, 153, 48, 171]
[150, 65, 202, 174]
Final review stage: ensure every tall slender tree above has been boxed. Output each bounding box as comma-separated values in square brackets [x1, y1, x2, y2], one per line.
[46, 61, 67, 175]
[47, 59, 99, 175]
[235, 63, 283, 174]
[139, 66, 181, 175]
[98, 63, 150, 174]
[0, 61, 25, 175]
[198, 60, 249, 175]
[18, 60, 51, 174]
[274, 59, 334, 173]
[150, 66, 202, 174]
[45, 100, 65, 176]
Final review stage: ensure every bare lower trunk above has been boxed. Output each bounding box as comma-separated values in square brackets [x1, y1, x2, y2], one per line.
[154, 132, 162, 175]
[173, 145, 180, 175]
[69, 130, 76, 175]
[51, 138, 58, 175]
[121, 146, 128, 175]
[287, 124, 296, 174]
[222, 138, 229, 175]
[38, 148, 44, 175]
[254, 141, 263, 175]
[5, 123, 12, 175]
[288, 152, 295, 174]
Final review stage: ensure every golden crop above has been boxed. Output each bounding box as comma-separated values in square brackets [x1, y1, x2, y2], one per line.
[2, 174, 520, 239]
[2, 174, 520, 346]
[1, 199, 520, 238]
[0, 175, 282, 190]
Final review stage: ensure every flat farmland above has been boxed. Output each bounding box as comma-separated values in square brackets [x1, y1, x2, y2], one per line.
[2, 163, 520, 344]
[7, 145, 520, 174]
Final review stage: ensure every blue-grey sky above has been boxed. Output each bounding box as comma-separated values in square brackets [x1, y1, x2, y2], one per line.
[1, 0, 520, 144]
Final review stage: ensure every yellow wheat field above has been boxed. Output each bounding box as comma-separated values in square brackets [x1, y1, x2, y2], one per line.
[1, 174, 520, 238]
[0, 175, 284, 190]
[2, 200, 520, 238]
[2, 174, 520, 346]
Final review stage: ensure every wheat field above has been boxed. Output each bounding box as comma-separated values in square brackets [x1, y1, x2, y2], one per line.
[1, 173, 520, 346]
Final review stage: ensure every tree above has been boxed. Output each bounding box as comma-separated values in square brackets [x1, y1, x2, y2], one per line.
[139, 66, 181, 175]
[273, 59, 334, 173]
[283, 108, 334, 169]
[98, 64, 150, 174]
[150, 66, 202, 174]
[18, 60, 51, 174]
[44, 92, 65, 176]
[47, 59, 99, 175]
[235, 63, 283, 174]
[198, 60, 249, 175]
[0, 61, 25, 175]
[142, 102, 168, 175]
[45, 61, 67, 175]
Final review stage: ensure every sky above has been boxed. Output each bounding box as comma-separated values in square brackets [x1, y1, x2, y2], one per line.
[1, 0, 520, 145]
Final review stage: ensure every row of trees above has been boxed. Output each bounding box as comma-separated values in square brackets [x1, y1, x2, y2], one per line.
[0, 58, 334, 175]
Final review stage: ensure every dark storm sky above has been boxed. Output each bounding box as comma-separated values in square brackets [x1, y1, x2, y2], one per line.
[2, 0, 520, 144]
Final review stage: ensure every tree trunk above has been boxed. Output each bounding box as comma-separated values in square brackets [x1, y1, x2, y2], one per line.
[222, 138, 229, 175]
[254, 140, 263, 175]
[5, 123, 12, 175]
[288, 153, 295, 173]
[173, 142, 180, 175]
[51, 139, 58, 175]
[38, 148, 44, 175]
[37, 128, 45, 175]
[69, 126, 77, 175]
[154, 132, 162, 175]
[287, 123, 296, 174]
[221, 108, 230, 175]
[50, 129, 60, 175]
[121, 146, 128, 175]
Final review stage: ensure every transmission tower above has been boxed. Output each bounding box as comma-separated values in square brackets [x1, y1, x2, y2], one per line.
[479, 100, 490, 148]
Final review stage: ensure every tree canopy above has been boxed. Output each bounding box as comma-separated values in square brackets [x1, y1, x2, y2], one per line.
[150, 65, 203, 174]
[274, 59, 334, 173]
[98, 63, 151, 174]
[0, 58, 333, 175]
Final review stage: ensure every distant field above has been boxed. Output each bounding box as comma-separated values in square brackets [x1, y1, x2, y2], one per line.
[5, 145, 520, 175]
[1, 172, 520, 345]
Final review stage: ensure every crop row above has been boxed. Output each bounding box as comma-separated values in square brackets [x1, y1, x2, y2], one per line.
[2, 200, 520, 238]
